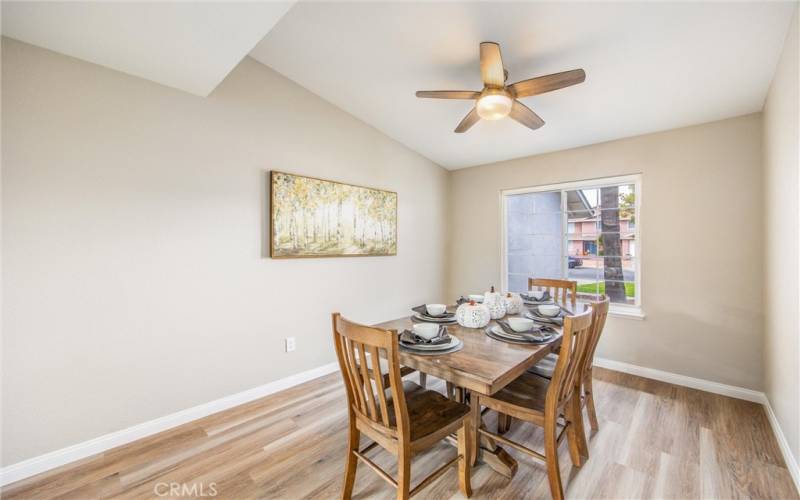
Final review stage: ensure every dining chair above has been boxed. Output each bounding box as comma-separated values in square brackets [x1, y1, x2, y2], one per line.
[528, 278, 578, 309]
[527, 296, 610, 437]
[474, 309, 593, 500]
[332, 313, 472, 500]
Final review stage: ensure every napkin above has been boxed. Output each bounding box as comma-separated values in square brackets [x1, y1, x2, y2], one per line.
[494, 320, 555, 342]
[521, 290, 551, 302]
[495, 319, 541, 335]
[412, 304, 454, 318]
[527, 308, 564, 326]
[400, 325, 451, 345]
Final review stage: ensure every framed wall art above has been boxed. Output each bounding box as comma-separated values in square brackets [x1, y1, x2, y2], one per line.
[269, 171, 397, 258]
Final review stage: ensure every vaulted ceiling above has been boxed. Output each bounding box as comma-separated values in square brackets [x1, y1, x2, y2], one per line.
[251, 2, 796, 169]
[1, 1, 294, 96]
[3, 2, 796, 168]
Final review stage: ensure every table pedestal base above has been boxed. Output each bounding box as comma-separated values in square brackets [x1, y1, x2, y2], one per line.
[477, 445, 518, 478]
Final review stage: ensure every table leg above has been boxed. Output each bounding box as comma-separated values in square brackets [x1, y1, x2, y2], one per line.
[469, 390, 519, 478]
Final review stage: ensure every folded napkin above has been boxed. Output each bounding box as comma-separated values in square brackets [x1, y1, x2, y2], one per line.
[412, 304, 454, 318]
[400, 325, 451, 345]
[521, 290, 551, 302]
[495, 319, 556, 342]
[526, 308, 564, 326]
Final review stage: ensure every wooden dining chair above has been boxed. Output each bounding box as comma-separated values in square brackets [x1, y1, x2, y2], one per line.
[475, 310, 593, 500]
[332, 313, 472, 500]
[529, 278, 578, 309]
[527, 297, 610, 436]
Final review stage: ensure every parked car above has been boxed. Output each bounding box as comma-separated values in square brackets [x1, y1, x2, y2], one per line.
[568, 256, 583, 268]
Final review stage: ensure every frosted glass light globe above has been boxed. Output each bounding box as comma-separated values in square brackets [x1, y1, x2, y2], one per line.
[476, 93, 513, 120]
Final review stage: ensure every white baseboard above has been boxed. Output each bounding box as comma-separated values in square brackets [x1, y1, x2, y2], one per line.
[0, 362, 340, 487]
[763, 398, 800, 493]
[593, 357, 767, 403]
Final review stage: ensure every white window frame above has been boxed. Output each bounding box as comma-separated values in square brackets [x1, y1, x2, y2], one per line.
[499, 174, 644, 319]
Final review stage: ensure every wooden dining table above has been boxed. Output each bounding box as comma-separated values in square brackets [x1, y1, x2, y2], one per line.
[373, 309, 562, 478]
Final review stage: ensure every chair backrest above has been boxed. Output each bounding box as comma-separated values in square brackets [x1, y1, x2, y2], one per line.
[528, 278, 577, 308]
[332, 313, 409, 439]
[581, 296, 610, 379]
[546, 309, 593, 412]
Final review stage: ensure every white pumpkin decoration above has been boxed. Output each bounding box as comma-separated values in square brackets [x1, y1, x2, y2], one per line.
[455, 300, 491, 328]
[503, 292, 524, 315]
[483, 286, 506, 319]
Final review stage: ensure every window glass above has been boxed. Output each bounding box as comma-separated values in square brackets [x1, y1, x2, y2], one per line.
[505, 180, 638, 306]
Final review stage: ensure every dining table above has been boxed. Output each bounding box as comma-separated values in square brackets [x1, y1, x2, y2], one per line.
[373, 306, 563, 478]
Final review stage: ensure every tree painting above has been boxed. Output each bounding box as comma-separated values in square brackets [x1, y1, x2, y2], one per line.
[270, 172, 397, 257]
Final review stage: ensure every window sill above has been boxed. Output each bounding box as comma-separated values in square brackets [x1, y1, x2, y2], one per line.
[609, 306, 645, 320]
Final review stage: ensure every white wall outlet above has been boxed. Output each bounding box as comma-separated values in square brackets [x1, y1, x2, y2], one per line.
[285, 337, 296, 352]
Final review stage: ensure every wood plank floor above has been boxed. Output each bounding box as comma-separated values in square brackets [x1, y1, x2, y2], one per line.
[3, 368, 798, 499]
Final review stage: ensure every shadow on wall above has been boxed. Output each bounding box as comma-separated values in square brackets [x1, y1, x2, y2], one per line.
[261, 170, 270, 258]
[599, 306, 763, 390]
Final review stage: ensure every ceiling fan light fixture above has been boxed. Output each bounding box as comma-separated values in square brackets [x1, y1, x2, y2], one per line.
[476, 92, 513, 120]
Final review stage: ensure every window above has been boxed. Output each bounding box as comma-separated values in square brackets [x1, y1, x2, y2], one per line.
[502, 175, 642, 317]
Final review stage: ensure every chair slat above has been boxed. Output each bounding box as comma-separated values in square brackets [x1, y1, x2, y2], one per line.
[529, 278, 577, 309]
[357, 342, 378, 421]
[370, 346, 390, 426]
[345, 338, 368, 414]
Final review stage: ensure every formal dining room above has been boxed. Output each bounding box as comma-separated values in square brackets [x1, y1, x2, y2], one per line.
[1, 1, 799, 499]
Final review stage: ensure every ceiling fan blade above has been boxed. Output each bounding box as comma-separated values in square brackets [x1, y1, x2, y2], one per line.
[509, 69, 586, 98]
[454, 108, 480, 133]
[415, 90, 480, 100]
[509, 100, 545, 130]
[480, 42, 506, 88]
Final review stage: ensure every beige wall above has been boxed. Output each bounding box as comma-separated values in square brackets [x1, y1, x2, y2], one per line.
[448, 114, 765, 390]
[763, 6, 799, 467]
[1, 38, 449, 465]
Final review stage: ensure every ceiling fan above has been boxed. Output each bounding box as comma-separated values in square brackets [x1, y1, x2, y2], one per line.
[415, 42, 585, 133]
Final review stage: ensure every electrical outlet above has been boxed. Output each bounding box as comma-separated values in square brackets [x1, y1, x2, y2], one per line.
[285, 337, 296, 352]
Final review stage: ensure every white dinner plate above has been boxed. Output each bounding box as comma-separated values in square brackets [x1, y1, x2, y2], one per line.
[522, 299, 555, 306]
[401, 335, 460, 351]
[413, 312, 456, 323]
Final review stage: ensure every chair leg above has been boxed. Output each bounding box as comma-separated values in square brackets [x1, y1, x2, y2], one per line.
[584, 375, 599, 432]
[544, 413, 565, 500]
[342, 422, 360, 500]
[457, 417, 473, 497]
[497, 413, 511, 434]
[566, 395, 587, 467]
[419, 372, 427, 389]
[573, 393, 590, 461]
[396, 445, 411, 500]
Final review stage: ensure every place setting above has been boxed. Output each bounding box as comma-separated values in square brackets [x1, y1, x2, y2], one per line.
[519, 289, 555, 305]
[399, 322, 463, 355]
[524, 303, 572, 326]
[411, 303, 457, 324]
[456, 294, 485, 305]
[485, 316, 560, 345]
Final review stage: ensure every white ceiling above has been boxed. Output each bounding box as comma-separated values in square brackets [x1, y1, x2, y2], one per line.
[1, 1, 294, 96]
[251, 2, 797, 169]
